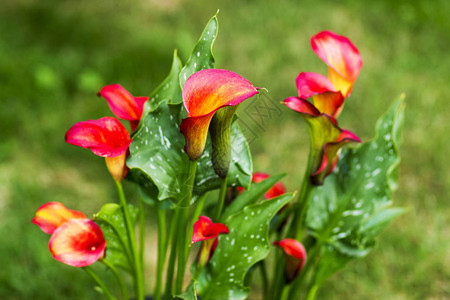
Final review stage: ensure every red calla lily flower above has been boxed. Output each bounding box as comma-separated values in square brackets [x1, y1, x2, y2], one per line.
[49, 218, 106, 267]
[65, 116, 132, 181]
[252, 172, 286, 199]
[33, 202, 87, 235]
[99, 84, 149, 131]
[191, 216, 229, 245]
[238, 172, 286, 199]
[273, 239, 307, 283]
[180, 69, 258, 161]
[295, 31, 362, 119]
[192, 216, 229, 267]
[283, 97, 360, 185]
[33, 202, 106, 267]
[65, 117, 131, 158]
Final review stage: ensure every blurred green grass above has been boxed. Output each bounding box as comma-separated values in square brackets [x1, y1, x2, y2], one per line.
[0, 0, 448, 299]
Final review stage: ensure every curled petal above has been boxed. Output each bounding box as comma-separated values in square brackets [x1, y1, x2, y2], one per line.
[183, 69, 258, 117]
[49, 219, 106, 267]
[311, 31, 362, 97]
[311, 129, 361, 185]
[274, 239, 307, 283]
[295, 73, 344, 118]
[252, 172, 286, 199]
[191, 216, 229, 245]
[99, 84, 148, 122]
[181, 69, 258, 160]
[283, 97, 320, 116]
[295, 72, 337, 99]
[33, 202, 87, 235]
[65, 117, 132, 157]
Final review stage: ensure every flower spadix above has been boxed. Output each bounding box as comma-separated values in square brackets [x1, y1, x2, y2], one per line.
[65, 117, 132, 181]
[99, 84, 148, 131]
[33, 202, 106, 267]
[180, 69, 258, 175]
[273, 239, 307, 283]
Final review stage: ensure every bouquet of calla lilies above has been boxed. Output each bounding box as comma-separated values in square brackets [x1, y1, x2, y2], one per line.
[33, 13, 405, 300]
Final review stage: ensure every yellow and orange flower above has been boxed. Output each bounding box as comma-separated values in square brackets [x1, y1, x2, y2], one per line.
[33, 202, 106, 267]
[180, 69, 258, 161]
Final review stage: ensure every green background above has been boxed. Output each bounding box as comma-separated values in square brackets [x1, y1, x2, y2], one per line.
[0, 0, 448, 299]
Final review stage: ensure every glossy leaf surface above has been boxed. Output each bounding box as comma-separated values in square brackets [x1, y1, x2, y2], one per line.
[93, 203, 139, 273]
[306, 97, 405, 284]
[196, 193, 294, 299]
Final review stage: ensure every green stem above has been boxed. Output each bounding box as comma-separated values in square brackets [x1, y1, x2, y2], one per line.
[154, 208, 167, 300]
[139, 196, 145, 278]
[270, 249, 285, 300]
[186, 192, 208, 261]
[259, 261, 269, 300]
[215, 176, 228, 221]
[164, 210, 180, 300]
[175, 160, 198, 294]
[288, 143, 314, 240]
[83, 266, 117, 300]
[280, 285, 290, 300]
[102, 259, 129, 300]
[114, 180, 144, 300]
[189, 192, 208, 229]
[287, 242, 321, 299]
[306, 284, 320, 300]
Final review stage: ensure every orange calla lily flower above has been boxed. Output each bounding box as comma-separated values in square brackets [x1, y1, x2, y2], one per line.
[295, 31, 362, 119]
[33, 202, 106, 267]
[180, 69, 258, 162]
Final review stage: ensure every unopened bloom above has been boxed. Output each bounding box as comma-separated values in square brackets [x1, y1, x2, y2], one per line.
[180, 69, 258, 176]
[273, 239, 307, 283]
[284, 97, 360, 185]
[99, 84, 149, 131]
[65, 117, 131, 181]
[33, 202, 106, 267]
[192, 216, 229, 266]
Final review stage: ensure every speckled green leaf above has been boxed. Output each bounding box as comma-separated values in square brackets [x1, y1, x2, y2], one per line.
[196, 193, 294, 300]
[93, 203, 139, 273]
[143, 50, 183, 114]
[306, 97, 405, 283]
[179, 13, 218, 87]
